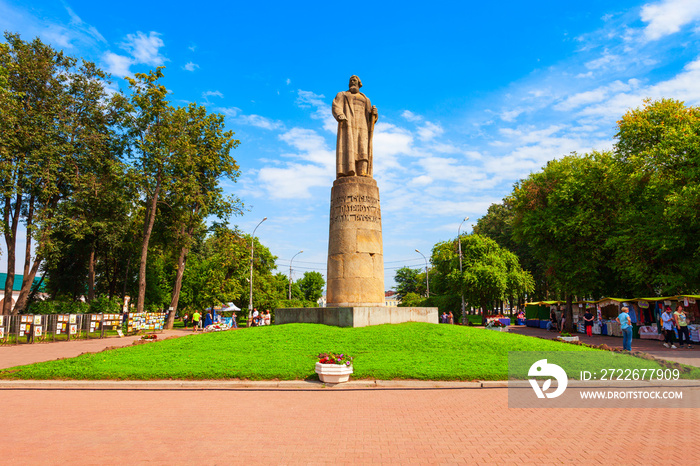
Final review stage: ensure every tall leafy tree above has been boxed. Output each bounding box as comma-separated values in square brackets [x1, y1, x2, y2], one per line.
[163, 103, 241, 328]
[611, 98, 700, 294]
[393, 266, 422, 298]
[430, 234, 533, 321]
[510, 152, 617, 329]
[0, 33, 82, 314]
[125, 68, 188, 313]
[297, 271, 325, 302]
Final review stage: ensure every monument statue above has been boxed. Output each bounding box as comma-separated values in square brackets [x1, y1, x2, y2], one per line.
[273, 76, 437, 326]
[332, 75, 378, 178]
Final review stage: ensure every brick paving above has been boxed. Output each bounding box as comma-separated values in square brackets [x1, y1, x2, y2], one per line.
[2, 325, 699, 464]
[2, 386, 698, 464]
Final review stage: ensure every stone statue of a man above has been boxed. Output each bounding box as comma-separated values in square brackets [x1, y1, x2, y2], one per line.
[332, 75, 378, 178]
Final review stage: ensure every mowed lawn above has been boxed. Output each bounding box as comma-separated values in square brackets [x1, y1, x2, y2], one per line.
[1, 323, 694, 381]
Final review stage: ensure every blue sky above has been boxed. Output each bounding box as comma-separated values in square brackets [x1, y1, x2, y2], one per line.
[2, 0, 700, 289]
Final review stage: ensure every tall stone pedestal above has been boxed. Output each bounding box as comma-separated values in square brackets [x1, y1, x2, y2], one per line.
[326, 176, 384, 307]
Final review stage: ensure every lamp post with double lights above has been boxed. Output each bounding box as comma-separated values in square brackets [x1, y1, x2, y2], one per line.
[248, 217, 267, 326]
[458, 216, 469, 324]
[289, 250, 303, 300]
[415, 249, 429, 298]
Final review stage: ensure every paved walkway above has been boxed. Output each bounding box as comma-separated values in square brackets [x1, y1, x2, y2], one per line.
[3, 386, 698, 464]
[508, 325, 700, 368]
[2, 325, 700, 464]
[0, 328, 195, 370]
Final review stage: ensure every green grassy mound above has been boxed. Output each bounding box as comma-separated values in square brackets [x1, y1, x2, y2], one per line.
[1, 323, 694, 381]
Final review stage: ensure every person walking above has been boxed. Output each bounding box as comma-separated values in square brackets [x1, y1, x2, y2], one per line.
[192, 310, 201, 332]
[448, 311, 454, 325]
[583, 308, 595, 337]
[674, 305, 692, 348]
[616, 306, 633, 351]
[661, 306, 676, 348]
[183, 313, 189, 329]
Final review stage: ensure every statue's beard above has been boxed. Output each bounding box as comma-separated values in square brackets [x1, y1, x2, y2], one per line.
[349, 85, 359, 94]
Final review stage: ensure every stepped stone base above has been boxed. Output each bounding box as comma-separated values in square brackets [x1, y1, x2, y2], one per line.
[275, 306, 438, 328]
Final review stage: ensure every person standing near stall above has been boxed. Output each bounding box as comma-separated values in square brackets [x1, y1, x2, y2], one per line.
[674, 305, 692, 348]
[661, 306, 676, 348]
[583, 308, 595, 337]
[616, 306, 632, 351]
[192, 310, 201, 332]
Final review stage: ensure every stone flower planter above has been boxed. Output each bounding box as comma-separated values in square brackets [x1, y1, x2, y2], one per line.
[315, 362, 353, 384]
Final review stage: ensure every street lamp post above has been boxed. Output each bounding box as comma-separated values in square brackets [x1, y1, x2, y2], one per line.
[458, 216, 469, 324]
[289, 250, 303, 300]
[248, 217, 267, 326]
[415, 249, 429, 298]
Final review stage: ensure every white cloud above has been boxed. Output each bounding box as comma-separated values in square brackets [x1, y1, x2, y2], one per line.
[402, 110, 423, 122]
[641, 0, 700, 40]
[102, 30, 168, 77]
[577, 56, 700, 119]
[278, 128, 334, 166]
[296, 90, 336, 132]
[237, 114, 285, 130]
[202, 90, 223, 100]
[373, 122, 414, 157]
[120, 31, 167, 66]
[554, 79, 639, 111]
[257, 164, 331, 199]
[417, 121, 444, 141]
[585, 51, 622, 70]
[256, 127, 335, 199]
[286, 78, 291, 85]
[500, 108, 524, 122]
[102, 52, 133, 78]
[214, 106, 242, 118]
[183, 62, 199, 71]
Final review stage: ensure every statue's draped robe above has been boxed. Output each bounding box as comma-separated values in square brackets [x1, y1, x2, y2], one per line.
[332, 91, 376, 177]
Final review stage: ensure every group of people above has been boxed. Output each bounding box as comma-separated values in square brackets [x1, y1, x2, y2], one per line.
[440, 311, 454, 324]
[577, 304, 693, 352]
[250, 309, 271, 327]
[660, 305, 693, 349]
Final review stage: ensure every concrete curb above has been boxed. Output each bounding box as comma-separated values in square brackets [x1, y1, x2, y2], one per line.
[0, 379, 490, 390]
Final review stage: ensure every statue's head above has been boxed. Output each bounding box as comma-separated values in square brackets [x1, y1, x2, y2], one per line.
[349, 75, 362, 93]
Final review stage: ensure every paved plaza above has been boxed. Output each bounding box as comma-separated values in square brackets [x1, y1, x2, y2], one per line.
[2, 385, 699, 464]
[2, 326, 699, 464]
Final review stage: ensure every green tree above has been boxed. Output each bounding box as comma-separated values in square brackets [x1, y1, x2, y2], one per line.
[394, 266, 422, 297]
[611, 98, 700, 295]
[163, 103, 242, 328]
[430, 234, 533, 323]
[297, 271, 325, 302]
[510, 152, 617, 329]
[0, 33, 108, 314]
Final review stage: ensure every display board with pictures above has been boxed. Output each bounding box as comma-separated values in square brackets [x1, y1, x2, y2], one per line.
[88, 314, 101, 333]
[129, 312, 165, 332]
[102, 314, 122, 330]
[55, 315, 71, 335]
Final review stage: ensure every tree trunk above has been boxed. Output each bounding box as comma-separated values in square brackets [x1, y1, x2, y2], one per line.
[87, 243, 96, 302]
[13, 253, 42, 313]
[137, 175, 161, 313]
[565, 293, 574, 332]
[166, 237, 189, 330]
[3, 192, 22, 315]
